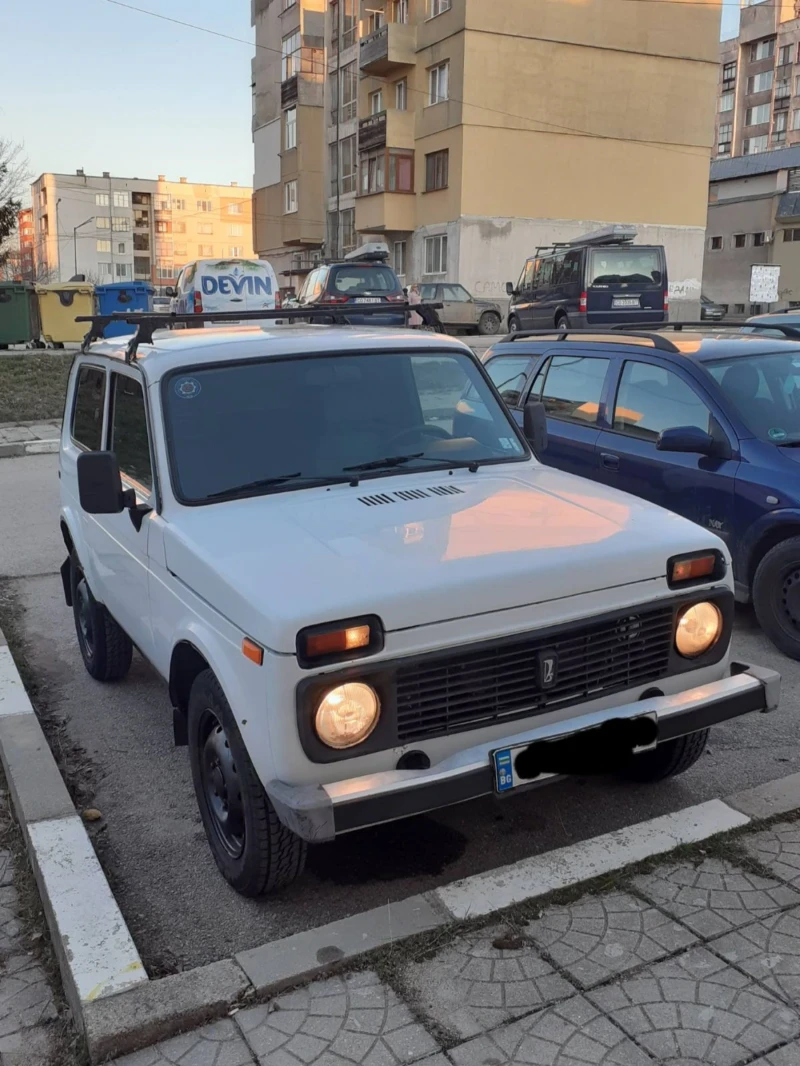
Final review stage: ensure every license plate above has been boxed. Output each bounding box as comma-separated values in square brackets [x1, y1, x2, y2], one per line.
[354, 297, 382, 303]
[612, 297, 640, 308]
[493, 747, 556, 793]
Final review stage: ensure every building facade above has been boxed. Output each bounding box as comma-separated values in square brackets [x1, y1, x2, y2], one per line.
[253, 0, 720, 314]
[31, 172, 253, 289]
[704, 145, 800, 312]
[0, 208, 34, 282]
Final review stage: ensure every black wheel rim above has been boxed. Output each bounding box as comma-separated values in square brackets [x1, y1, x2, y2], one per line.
[199, 710, 244, 859]
[780, 567, 800, 631]
[75, 575, 95, 661]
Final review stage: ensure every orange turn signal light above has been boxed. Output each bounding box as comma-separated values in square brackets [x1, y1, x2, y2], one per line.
[242, 638, 264, 666]
[306, 625, 371, 660]
[670, 554, 716, 585]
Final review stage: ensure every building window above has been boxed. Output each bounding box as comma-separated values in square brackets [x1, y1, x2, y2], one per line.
[393, 240, 407, 278]
[784, 228, 800, 241]
[367, 9, 385, 33]
[197, 200, 212, 212]
[174, 199, 186, 211]
[340, 135, 357, 194]
[340, 61, 357, 121]
[156, 240, 173, 257]
[424, 234, 447, 274]
[360, 150, 385, 194]
[393, 0, 409, 23]
[113, 191, 129, 208]
[229, 246, 243, 257]
[792, 110, 800, 131]
[227, 202, 243, 215]
[718, 122, 732, 155]
[395, 78, 408, 111]
[425, 149, 449, 191]
[745, 103, 770, 125]
[734, 303, 745, 315]
[284, 179, 298, 214]
[342, 0, 357, 50]
[747, 70, 774, 94]
[115, 263, 130, 279]
[369, 89, 384, 115]
[708, 236, 723, 251]
[750, 303, 764, 316]
[777, 79, 792, 102]
[282, 31, 301, 81]
[96, 217, 110, 229]
[780, 44, 793, 66]
[197, 222, 213, 235]
[750, 37, 775, 62]
[428, 61, 450, 105]
[774, 110, 788, 142]
[173, 221, 186, 234]
[282, 0, 297, 9]
[97, 262, 112, 278]
[97, 239, 112, 253]
[174, 243, 187, 257]
[117, 243, 126, 254]
[744, 135, 768, 154]
[285, 106, 297, 150]
[156, 196, 171, 211]
[340, 207, 356, 254]
[428, 0, 451, 15]
[753, 231, 767, 246]
[228, 224, 243, 237]
[719, 92, 734, 113]
[722, 60, 737, 89]
[95, 193, 109, 207]
[198, 244, 214, 257]
[329, 142, 339, 197]
[734, 233, 747, 248]
[112, 216, 130, 232]
[389, 149, 414, 192]
[156, 265, 174, 280]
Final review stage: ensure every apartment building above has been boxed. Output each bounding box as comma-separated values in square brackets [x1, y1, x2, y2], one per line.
[715, 1, 800, 160]
[31, 172, 253, 289]
[253, 0, 719, 313]
[0, 208, 34, 282]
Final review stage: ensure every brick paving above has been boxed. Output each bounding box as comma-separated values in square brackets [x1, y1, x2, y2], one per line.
[109, 823, 800, 1066]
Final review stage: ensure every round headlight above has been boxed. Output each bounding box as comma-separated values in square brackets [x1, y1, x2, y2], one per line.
[675, 601, 722, 658]
[315, 683, 380, 749]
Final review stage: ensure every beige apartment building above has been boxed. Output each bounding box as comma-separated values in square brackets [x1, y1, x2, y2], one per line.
[253, 0, 720, 313]
[31, 172, 253, 290]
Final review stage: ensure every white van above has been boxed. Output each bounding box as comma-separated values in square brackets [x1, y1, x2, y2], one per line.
[169, 259, 279, 321]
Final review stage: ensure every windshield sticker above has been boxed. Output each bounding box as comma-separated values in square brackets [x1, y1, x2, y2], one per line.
[498, 437, 514, 450]
[175, 377, 202, 400]
[769, 427, 788, 442]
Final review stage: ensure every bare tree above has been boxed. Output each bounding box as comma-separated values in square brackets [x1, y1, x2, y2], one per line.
[0, 137, 31, 270]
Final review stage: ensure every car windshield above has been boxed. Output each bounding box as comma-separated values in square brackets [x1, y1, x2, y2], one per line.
[331, 266, 399, 295]
[587, 249, 662, 287]
[706, 350, 800, 443]
[163, 350, 528, 502]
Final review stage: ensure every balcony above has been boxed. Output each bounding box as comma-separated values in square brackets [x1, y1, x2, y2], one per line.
[282, 75, 298, 107]
[358, 108, 415, 152]
[359, 22, 415, 75]
[356, 191, 416, 235]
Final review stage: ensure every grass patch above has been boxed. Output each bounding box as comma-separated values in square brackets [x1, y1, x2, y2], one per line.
[0, 352, 72, 423]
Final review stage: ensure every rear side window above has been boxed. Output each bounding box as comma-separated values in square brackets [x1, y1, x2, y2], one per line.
[330, 266, 400, 294]
[485, 356, 533, 405]
[540, 355, 610, 425]
[110, 375, 152, 494]
[613, 361, 711, 441]
[72, 366, 106, 451]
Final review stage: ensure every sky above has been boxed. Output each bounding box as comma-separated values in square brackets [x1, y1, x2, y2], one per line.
[2, 0, 255, 201]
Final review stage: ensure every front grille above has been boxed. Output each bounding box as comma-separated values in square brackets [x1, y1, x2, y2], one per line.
[395, 605, 675, 743]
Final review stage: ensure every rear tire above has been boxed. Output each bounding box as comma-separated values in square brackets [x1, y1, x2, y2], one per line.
[618, 729, 709, 783]
[478, 311, 501, 336]
[508, 315, 520, 333]
[188, 670, 306, 896]
[753, 536, 800, 659]
[556, 314, 570, 331]
[69, 554, 132, 682]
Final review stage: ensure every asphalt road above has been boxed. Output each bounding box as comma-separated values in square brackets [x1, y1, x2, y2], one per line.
[3, 452, 800, 972]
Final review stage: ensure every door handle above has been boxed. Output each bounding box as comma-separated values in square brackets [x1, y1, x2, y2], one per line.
[600, 452, 619, 471]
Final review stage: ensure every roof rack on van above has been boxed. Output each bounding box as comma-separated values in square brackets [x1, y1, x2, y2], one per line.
[612, 321, 800, 340]
[76, 302, 443, 361]
[535, 225, 638, 258]
[501, 328, 681, 353]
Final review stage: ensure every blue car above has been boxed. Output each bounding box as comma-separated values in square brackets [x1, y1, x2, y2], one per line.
[477, 325, 800, 658]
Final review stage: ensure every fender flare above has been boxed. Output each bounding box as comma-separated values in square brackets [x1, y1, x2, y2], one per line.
[59, 510, 103, 603]
[740, 507, 800, 588]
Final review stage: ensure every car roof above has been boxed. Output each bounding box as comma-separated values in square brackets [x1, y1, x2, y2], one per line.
[747, 312, 800, 325]
[81, 324, 472, 384]
[485, 331, 800, 364]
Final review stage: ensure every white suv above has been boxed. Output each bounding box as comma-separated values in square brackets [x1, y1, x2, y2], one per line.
[58, 321, 780, 896]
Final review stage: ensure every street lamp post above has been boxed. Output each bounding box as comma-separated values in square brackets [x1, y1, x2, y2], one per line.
[73, 218, 94, 278]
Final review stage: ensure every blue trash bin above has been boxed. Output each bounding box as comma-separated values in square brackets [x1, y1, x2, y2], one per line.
[95, 282, 154, 338]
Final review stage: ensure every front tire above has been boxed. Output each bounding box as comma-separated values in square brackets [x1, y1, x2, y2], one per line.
[478, 311, 501, 336]
[188, 670, 306, 896]
[618, 729, 709, 783]
[753, 536, 800, 659]
[508, 315, 520, 333]
[70, 555, 132, 682]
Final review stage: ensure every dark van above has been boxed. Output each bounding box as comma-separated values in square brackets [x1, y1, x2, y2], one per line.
[505, 226, 668, 332]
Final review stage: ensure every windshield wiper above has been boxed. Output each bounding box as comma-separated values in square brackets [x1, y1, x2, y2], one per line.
[776, 440, 800, 448]
[206, 472, 358, 500]
[344, 453, 482, 474]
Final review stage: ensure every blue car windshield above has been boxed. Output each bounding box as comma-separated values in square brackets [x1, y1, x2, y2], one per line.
[706, 351, 800, 444]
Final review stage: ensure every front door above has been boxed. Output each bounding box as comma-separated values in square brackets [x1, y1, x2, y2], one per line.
[595, 357, 738, 546]
[440, 284, 475, 329]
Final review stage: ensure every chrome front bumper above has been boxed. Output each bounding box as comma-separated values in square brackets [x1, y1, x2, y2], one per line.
[267, 662, 780, 842]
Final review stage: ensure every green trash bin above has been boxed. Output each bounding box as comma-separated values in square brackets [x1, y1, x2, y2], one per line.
[0, 282, 42, 349]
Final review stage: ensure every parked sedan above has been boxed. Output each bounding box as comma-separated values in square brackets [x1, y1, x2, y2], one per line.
[419, 283, 502, 335]
[700, 295, 726, 321]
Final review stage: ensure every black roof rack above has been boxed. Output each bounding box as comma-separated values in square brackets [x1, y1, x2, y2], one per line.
[499, 328, 681, 353]
[76, 303, 444, 361]
[612, 320, 800, 340]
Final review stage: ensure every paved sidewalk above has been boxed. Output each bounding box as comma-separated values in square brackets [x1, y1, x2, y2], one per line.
[0, 422, 61, 460]
[110, 819, 800, 1066]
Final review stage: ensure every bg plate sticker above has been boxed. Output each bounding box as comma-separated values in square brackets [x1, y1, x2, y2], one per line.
[175, 377, 201, 400]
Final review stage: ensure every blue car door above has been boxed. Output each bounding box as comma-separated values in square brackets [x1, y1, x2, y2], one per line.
[523, 349, 613, 480]
[594, 355, 739, 548]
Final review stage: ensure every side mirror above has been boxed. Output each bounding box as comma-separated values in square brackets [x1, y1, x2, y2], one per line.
[403, 286, 409, 296]
[164, 286, 175, 297]
[656, 426, 715, 456]
[505, 281, 516, 297]
[77, 452, 132, 514]
[523, 401, 548, 457]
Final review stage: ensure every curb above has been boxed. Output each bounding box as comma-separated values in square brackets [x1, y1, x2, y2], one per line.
[0, 440, 59, 459]
[1, 624, 800, 1060]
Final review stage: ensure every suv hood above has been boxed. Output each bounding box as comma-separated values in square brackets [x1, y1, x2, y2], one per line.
[164, 466, 725, 653]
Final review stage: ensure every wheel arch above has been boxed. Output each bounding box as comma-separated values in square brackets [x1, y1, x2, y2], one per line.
[746, 517, 800, 590]
[169, 640, 211, 745]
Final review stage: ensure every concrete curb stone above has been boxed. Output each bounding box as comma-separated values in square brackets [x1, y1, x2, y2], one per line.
[0, 441, 59, 460]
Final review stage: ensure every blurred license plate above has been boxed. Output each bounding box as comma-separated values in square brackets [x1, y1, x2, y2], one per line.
[613, 298, 640, 308]
[355, 298, 382, 303]
[493, 747, 556, 793]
